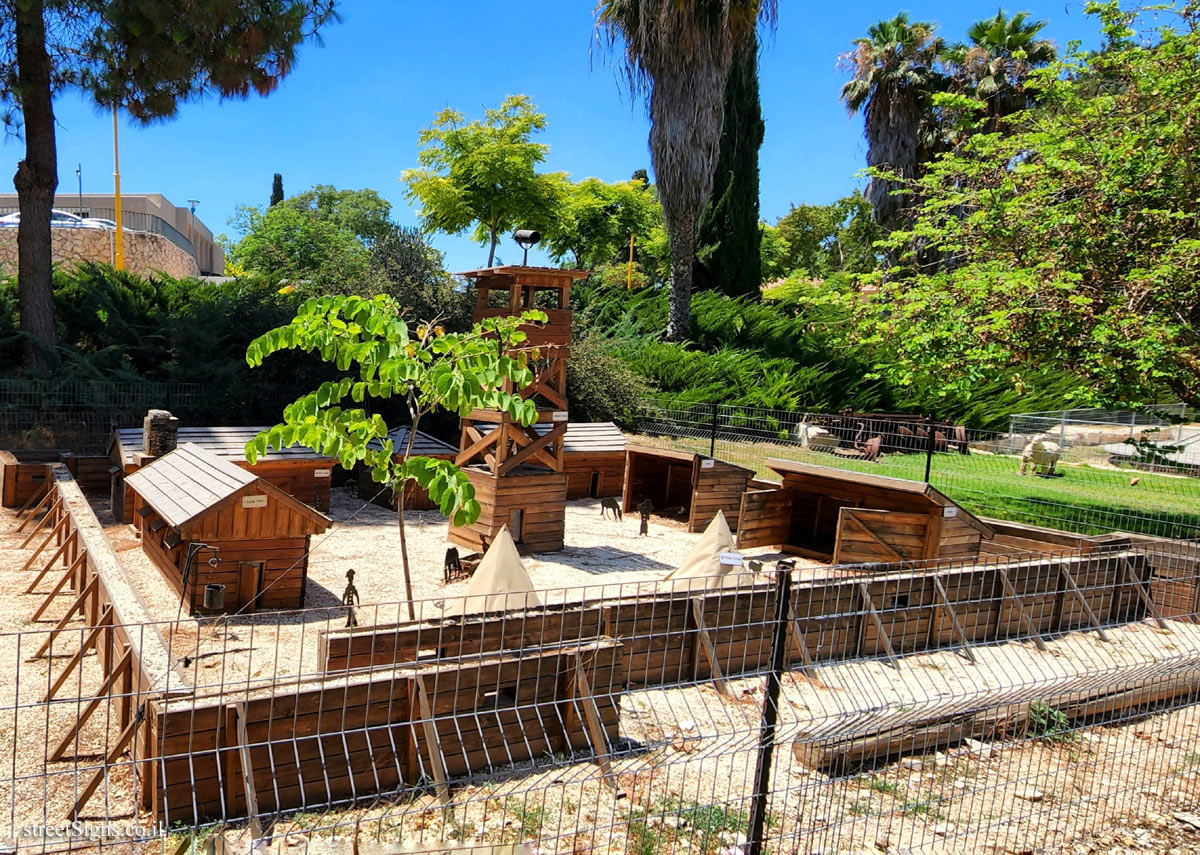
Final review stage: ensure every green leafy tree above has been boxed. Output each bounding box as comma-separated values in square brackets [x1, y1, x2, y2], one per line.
[758, 224, 791, 283]
[596, 0, 776, 340]
[0, 0, 339, 373]
[402, 95, 567, 266]
[245, 295, 545, 617]
[280, 185, 395, 244]
[270, 174, 285, 207]
[227, 203, 370, 293]
[546, 177, 661, 269]
[694, 32, 764, 297]
[852, 8, 1200, 407]
[774, 192, 882, 278]
[840, 13, 945, 228]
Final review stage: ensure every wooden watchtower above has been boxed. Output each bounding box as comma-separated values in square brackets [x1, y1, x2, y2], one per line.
[449, 265, 590, 554]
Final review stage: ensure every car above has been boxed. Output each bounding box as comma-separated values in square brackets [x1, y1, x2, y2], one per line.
[83, 217, 118, 230]
[0, 209, 96, 227]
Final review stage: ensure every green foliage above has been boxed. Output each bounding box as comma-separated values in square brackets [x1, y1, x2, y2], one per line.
[278, 185, 396, 244]
[1028, 701, 1076, 743]
[694, 37, 764, 297]
[853, 12, 1200, 407]
[270, 174, 284, 207]
[402, 95, 568, 265]
[227, 203, 371, 292]
[545, 177, 661, 270]
[245, 294, 545, 526]
[772, 192, 882, 278]
[565, 332, 652, 423]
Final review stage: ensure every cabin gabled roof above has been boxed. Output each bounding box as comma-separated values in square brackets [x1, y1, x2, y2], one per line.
[125, 443, 330, 533]
[110, 426, 334, 467]
[368, 426, 458, 457]
[764, 458, 994, 537]
[626, 444, 757, 476]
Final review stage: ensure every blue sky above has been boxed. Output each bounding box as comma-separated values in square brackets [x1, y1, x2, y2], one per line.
[1, 1, 1107, 271]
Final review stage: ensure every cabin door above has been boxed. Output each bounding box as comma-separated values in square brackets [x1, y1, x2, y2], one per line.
[832, 508, 932, 565]
[736, 489, 792, 549]
[238, 561, 265, 613]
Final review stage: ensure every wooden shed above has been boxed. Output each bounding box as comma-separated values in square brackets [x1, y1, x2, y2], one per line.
[622, 446, 756, 533]
[736, 459, 993, 564]
[110, 426, 342, 523]
[124, 443, 331, 614]
[0, 449, 57, 507]
[482, 421, 627, 499]
[357, 426, 459, 511]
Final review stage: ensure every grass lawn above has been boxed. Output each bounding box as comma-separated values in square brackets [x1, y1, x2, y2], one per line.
[630, 433, 1200, 540]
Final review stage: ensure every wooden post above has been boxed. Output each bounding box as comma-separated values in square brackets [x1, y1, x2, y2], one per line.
[43, 606, 112, 702]
[49, 646, 132, 761]
[930, 575, 977, 664]
[857, 582, 900, 667]
[25, 531, 79, 593]
[235, 702, 264, 841]
[786, 604, 816, 668]
[33, 575, 98, 659]
[29, 551, 86, 606]
[414, 675, 450, 804]
[1058, 562, 1111, 641]
[1123, 556, 1170, 630]
[690, 598, 732, 696]
[21, 512, 69, 569]
[572, 652, 616, 784]
[995, 566, 1049, 652]
[16, 490, 56, 533]
[14, 483, 50, 518]
[69, 705, 144, 820]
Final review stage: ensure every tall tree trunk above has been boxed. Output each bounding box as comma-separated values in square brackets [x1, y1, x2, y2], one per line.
[486, 228, 498, 267]
[665, 206, 696, 341]
[12, 0, 58, 374]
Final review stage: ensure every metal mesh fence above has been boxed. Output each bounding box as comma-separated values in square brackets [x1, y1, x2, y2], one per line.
[629, 399, 1200, 541]
[3, 490, 1200, 854]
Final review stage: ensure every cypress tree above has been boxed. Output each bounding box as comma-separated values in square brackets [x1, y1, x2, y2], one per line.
[693, 36, 764, 297]
[270, 173, 284, 207]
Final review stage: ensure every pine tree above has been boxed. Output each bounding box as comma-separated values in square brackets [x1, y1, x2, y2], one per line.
[270, 173, 284, 207]
[693, 35, 764, 298]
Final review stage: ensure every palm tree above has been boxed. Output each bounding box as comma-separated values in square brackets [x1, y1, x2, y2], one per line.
[597, 0, 776, 341]
[945, 10, 1057, 128]
[841, 13, 945, 229]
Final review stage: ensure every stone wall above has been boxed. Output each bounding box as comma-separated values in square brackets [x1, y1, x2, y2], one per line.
[0, 226, 200, 279]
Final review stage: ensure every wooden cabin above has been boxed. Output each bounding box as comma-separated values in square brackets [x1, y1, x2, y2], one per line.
[736, 459, 993, 564]
[481, 421, 627, 499]
[124, 443, 331, 614]
[357, 426, 459, 511]
[109, 425, 342, 523]
[622, 446, 756, 533]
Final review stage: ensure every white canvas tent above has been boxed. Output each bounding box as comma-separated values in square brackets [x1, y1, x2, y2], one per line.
[444, 526, 542, 616]
[663, 510, 746, 591]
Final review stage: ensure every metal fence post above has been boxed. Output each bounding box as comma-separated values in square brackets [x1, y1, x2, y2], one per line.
[924, 414, 936, 485]
[710, 402, 718, 458]
[746, 563, 793, 855]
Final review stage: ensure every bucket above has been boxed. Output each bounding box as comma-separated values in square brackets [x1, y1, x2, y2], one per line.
[203, 583, 226, 611]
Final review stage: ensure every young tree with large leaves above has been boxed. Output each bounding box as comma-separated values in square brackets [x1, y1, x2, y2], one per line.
[840, 13, 944, 229]
[597, 0, 776, 341]
[403, 95, 567, 267]
[853, 8, 1200, 408]
[245, 295, 544, 618]
[0, 0, 339, 373]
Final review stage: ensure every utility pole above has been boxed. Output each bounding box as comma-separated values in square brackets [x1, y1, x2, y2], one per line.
[74, 164, 82, 216]
[112, 107, 124, 270]
[626, 233, 635, 289]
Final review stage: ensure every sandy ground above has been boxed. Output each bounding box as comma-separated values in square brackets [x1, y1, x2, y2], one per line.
[86, 489, 811, 691]
[3, 491, 1200, 854]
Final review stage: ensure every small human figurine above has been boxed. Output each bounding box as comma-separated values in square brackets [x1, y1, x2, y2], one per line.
[637, 498, 653, 537]
[342, 568, 361, 628]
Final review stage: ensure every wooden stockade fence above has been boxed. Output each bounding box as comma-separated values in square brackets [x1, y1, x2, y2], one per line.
[148, 640, 624, 824]
[317, 548, 1162, 688]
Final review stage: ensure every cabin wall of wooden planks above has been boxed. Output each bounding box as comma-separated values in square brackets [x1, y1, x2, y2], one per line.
[132, 484, 315, 613]
[622, 449, 753, 533]
[317, 550, 1164, 690]
[147, 641, 623, 824]
[563, 451, 625, 499]
[449, 466, 567, 554]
